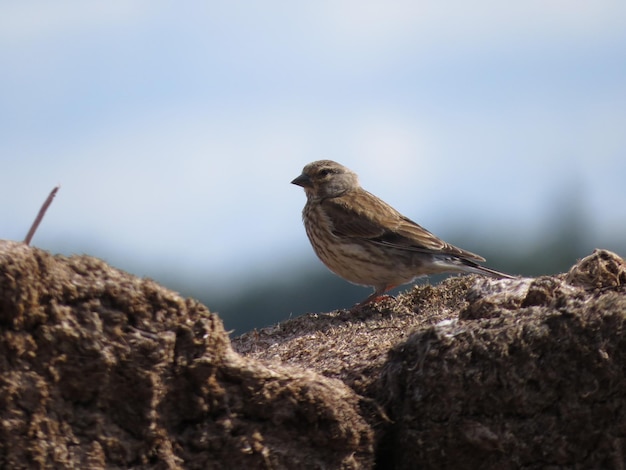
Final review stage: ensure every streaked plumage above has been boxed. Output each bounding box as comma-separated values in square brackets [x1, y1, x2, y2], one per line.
[291, 160, 515, 306]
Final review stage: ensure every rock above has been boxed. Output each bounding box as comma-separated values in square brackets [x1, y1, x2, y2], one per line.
[0, 240, 373, 469]
[3, 238, 626, 469]
[236, 249, 626, 469]
[380, 275, 626, 468]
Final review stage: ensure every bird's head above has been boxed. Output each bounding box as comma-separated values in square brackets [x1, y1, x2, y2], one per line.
[291, 160, 359, 200]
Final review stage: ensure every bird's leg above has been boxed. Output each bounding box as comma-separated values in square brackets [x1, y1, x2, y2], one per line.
[356, 285, 395, 308]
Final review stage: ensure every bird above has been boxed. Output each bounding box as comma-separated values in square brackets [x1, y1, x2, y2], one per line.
[291, 159, 515, 306]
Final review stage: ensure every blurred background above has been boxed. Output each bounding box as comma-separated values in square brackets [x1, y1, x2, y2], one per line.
[2, 1, 625, 334]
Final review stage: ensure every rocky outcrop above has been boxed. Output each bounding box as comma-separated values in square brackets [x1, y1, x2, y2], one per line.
[236, 249, 626, 469]
[0, 240, 372, 469]
[1, 239, 625, 469]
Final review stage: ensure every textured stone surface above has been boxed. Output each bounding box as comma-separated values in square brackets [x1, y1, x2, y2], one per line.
[237, 249, 626, 469]
[0, 240, 373, 469]
[2, 238, 625, 469]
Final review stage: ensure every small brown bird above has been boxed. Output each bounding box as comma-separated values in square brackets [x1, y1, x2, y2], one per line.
[291, 160, 515, 306]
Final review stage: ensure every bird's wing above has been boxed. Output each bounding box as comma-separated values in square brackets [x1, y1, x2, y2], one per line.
[321, 190, 486, 261]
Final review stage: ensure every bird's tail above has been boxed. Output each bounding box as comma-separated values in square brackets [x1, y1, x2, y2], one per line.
[459, 259, 516, 279]
[431, 256, 516, 279]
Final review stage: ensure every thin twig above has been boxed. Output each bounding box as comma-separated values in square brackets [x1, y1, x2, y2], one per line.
[24, 185, 60, 246]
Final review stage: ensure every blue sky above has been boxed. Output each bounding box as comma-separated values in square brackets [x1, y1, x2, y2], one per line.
[2, 1, 625, 291]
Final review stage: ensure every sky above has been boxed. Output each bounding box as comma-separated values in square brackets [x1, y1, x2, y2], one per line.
[1, 1, 625, 294]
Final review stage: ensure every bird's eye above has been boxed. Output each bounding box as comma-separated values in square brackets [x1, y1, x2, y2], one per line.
[319, 168, 333, 177]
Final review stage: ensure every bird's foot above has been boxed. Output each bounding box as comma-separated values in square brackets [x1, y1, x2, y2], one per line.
[352, 294, 396, 311]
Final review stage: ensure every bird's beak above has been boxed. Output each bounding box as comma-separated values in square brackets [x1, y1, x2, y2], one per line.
[291, 173, 312, 188]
